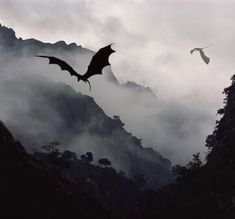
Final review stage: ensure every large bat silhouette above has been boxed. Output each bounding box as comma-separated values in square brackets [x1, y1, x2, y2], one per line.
[190, 44, 213, 64]
[36, 44, 115, 91]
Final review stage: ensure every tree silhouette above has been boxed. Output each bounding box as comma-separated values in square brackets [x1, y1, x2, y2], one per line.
[61, 150, 78, 168]
[113, 115, 125, 127]
[81, 152, 93, 164]
[134, 175, 146, 188]
[172, 153, 202, 181]
[98, 158, 112, 167]
[206, 74, 235, 166]
[186, 152, 202, 170]
[172, 164, 188, 181]
[62, 150, 77, 162]
[41, 141, 61, 164]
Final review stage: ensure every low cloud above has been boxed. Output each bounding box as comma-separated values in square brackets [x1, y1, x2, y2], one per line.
[1, 0, 234, 164]
[0, 45, 217, 164]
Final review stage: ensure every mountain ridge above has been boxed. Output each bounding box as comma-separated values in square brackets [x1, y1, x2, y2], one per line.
[0, 23, 172, 188]
[0, 119, 118, 219]
[0, 23, 154, 91]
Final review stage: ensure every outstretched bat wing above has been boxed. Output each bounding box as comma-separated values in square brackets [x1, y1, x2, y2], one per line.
[199, 50, 210, 64]
[83, 44, 115, 80]
[36, 55, 80, 77]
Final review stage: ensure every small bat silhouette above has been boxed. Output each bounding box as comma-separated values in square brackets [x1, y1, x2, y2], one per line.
[36, 44, 115, 91]
[190, 44, 213, 64]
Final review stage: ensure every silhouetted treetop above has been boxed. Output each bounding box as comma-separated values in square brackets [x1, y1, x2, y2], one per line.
[98, 158, 112, 167]
[62, 150, 77, 162]
[81, 152, 94, 163]
[206, 74, 235, 164]
[41, 141, 61, 164]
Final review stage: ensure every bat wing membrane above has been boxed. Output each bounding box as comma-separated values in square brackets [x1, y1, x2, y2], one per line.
[199, 50, 210, 64]
[83, 44, 115, 80]
[36, 55, 79, 77]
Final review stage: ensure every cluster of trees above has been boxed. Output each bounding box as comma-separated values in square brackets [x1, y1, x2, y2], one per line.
[39, 141, 147, 187]
[172, 75, 235, 182]
[172, 152, 202, 181]
[41, 141, 112, 168]
[113, 115, 125, 127]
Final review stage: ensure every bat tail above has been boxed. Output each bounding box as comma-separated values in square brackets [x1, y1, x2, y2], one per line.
[76, 77, 91, 91]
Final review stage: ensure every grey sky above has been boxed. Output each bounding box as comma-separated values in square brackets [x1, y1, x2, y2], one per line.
[0, 1, 234, 95]
[0, 0, 234, 163]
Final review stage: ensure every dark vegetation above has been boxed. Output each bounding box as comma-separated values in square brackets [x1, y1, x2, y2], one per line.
[1, 23, 235, 218]
[136, 75, 235, 219]
[172, 152, 202, 181]
[0, 121, 115, 219]
[2, 75, 235, 219]
[33, 141, 143, 219]
[0, 122, 146, 219]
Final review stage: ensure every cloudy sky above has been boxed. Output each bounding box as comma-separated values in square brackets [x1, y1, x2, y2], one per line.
[1, 0, 234, 96]
[0, 0, 235, 164]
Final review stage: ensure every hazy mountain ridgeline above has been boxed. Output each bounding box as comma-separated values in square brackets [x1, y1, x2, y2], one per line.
[0, 23, 214, 165]
[2, 74, 235, 219]
[2, 23, 235, 219]
[0, 23, 172, 187]
[0, 120, 123, 219]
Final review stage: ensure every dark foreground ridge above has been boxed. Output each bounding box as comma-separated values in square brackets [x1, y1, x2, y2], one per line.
[0, 121, 116, 219]
[136, 75, 235, 219]
[2, 76, 235, 219]
[2, 76, 235, 218]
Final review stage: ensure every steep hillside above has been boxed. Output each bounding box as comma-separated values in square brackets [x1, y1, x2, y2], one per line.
[0, 23, 172, 188]
[33, 147, 143, 219]
[0, 121, 115, 219]
[137, 75, 235, 219]
[0, 77, 172, 188]
[123, 81, 157, 98]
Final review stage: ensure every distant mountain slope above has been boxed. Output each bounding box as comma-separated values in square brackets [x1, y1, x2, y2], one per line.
[0, 23, 212, 165]
[0, 77, 172, 188]
[0, 23, 120, 84]
[0, 23, 155, 97]
[0, 23, 172, 188]
[123, 81, 157, 98]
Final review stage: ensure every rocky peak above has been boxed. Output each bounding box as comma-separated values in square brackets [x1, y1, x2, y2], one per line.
[124, 81, 156, 98]
[0, 23, 17, 46]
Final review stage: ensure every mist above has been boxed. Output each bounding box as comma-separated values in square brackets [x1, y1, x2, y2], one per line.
[0, 41, 217, 165]
[1, 0, 234, 164]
